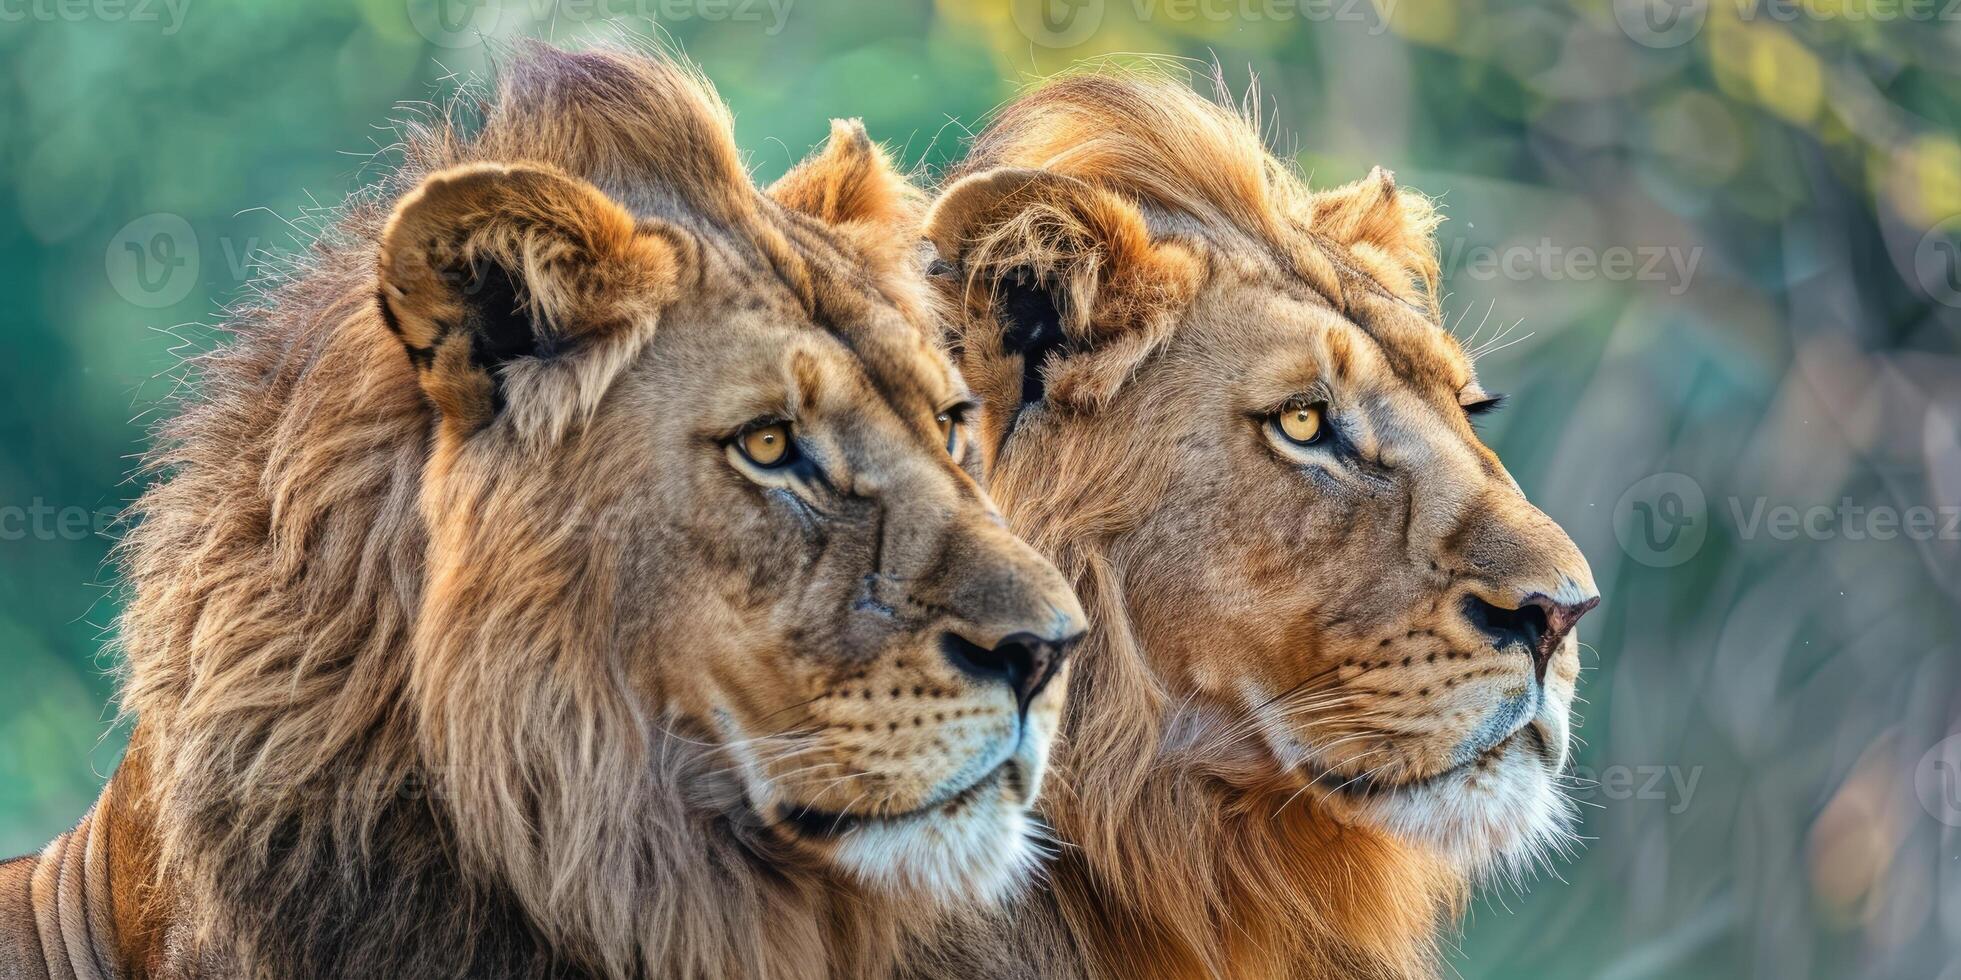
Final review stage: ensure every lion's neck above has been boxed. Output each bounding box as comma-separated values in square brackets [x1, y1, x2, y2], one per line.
[1045, 761, 1462, 979]
[1033, 616, 1465, 979]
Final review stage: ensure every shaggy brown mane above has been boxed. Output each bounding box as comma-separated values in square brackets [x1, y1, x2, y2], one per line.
[956, 68, 1444, 323]
[912, 72, 1474, 979]
[108, 41, 927, 980]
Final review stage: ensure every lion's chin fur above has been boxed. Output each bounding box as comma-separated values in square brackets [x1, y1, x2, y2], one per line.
[831, 806, 1042, 906]
[1334, 738, 1581, 888]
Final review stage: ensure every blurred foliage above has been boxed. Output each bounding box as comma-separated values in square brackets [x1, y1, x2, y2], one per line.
[2, 1, 1958, 977]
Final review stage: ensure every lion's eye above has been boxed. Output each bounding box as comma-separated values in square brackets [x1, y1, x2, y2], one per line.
[1272, 402, 1327, 446]
[936, 409, 968, 463]
[738, 422, 795, 468]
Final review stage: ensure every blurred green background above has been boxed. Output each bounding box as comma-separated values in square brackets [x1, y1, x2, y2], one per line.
[3, 0, 1959, 976]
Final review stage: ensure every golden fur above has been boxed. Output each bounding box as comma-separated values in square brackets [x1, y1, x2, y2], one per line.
[5, 43, 1088, 980]
[912, 71, 1600, 979]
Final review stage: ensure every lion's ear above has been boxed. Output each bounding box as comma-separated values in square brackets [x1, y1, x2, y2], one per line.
[769, 118, 919, 231]
[377, 162, 684, 434]
[1309, 166, 1442, 315]
[924, 167, 1201, 416]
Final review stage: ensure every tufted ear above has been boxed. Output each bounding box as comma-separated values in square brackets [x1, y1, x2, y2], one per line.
[769, 118, 921, 231]
[1309, 166, 1442, 317]
[376, 162, 683, 437]
[924, 167, 1201, 418]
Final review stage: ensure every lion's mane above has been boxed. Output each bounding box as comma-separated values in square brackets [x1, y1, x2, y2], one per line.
[111, 42, 904, 980]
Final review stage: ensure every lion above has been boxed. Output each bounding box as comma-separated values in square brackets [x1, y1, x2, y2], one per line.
[905, 72, 1602, 979]
[0, 44, 1086, 980]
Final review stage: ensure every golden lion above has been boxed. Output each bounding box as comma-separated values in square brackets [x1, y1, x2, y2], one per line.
[910, 72, 1601, 979]
[0, 45, 1084, 980]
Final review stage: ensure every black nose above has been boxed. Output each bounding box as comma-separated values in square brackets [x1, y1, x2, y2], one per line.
[1462, 593, 1599, 682]
[940, 631, 1077, 711]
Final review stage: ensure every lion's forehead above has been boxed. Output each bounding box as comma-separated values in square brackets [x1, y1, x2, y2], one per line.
[728, 217, 952, 420]
[1330, 285, 1471, 397]
[1209, 274, 1469, 406]
[658, 230, 948, 448]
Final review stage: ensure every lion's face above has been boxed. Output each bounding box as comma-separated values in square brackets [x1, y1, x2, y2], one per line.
[928, 161, 1597, 874]
[376, 128, 1084, 908]
[1110, 276, 1598, 868]
[599, 259, 1087, 899]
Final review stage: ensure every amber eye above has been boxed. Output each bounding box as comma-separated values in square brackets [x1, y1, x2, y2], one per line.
[1272, 402, 1327, 446]
[738, 421, 795, 468]
[936, 409, 967, 462]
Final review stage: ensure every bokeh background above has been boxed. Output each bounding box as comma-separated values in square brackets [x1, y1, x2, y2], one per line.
[3, 1, 1959, 976]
